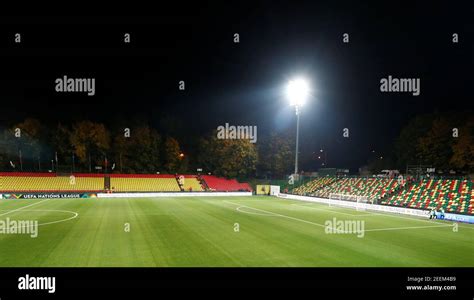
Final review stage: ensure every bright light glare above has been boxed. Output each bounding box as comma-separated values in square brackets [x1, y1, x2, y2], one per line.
[287, 78, 310, 107]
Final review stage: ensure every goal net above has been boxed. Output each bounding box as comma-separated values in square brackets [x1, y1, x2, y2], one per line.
[328, 193, 370, 211]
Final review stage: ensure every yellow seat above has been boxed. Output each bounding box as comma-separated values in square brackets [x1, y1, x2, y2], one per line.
[110, 178, 180, 192]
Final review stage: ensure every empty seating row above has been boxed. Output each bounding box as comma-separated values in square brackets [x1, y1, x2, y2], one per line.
[110, 177, 181, 192]
[381, 179, 473, 215]
[180, 176, 204, 192]
[292, 177, 336, 196]
[201, 175, 252, 192]
[0, 174, 103, 191]
[0, 173, 253, 193]
[304, 177, 399, 201]
[290, 176, 473, 215]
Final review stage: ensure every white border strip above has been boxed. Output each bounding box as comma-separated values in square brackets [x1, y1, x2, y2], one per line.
[97, 192, 253, 198]
[277, 193, 430, 218]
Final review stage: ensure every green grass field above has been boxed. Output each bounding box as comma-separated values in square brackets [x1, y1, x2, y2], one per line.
[0, 196, 472, 267]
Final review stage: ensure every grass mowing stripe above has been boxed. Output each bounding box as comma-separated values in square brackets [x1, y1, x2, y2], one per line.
[278, 198, 452, 226]
[290, 203, 369, 216]
[222, 200, 342, 231]
[0, 196, 472, 267]
[226, 199, 455, 234]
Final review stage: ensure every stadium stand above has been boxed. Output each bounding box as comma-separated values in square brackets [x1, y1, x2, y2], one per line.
[328, 177, 399, 200]
[295, 177, 400, 201]
[109, 174, 181, 192]
[381, 178, 474, 215]
[179, 175, 204, 192]
[0, 172, 104, 192]
[292, 177, 336, 195]
[201, 175, 252, 192]
[291, 176, 473, 215]
[0, 173, 252, 193]
[4, 171, 470, 215]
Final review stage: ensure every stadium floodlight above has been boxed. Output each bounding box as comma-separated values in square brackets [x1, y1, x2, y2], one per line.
[287, 78, 309, 107]
[287, 77, 310, 177]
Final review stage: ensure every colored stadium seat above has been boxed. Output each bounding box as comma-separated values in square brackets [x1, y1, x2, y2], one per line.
[0, 173, 103, 192]
[381, 179, 474, 215]
[291, 176, 473, 215]
[180, 176, 204, 192]
[201, 175, 252, 192]
[293, 177, 400, 201]
[110, 177, 180, 192]
[292, 177, 336, 196]
[0, 173, 251, 193]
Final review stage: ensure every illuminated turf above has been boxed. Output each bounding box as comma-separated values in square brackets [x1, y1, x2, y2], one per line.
[0, 196, 472, 267]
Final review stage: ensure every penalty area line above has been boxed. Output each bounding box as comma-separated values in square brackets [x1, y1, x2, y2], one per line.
[290, 203, 376, 217]
[223, 200, 459, 234]
[223, 200, 328, 229]
[236, 206, 275, 216]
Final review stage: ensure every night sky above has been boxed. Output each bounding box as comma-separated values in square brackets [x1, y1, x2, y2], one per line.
[0, 2, 472, 172]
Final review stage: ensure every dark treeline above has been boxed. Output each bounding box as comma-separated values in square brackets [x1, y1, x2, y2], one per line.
[366, 112, 473, 175]
[0, 119, 295, 179]
[0, 111, 472, 179]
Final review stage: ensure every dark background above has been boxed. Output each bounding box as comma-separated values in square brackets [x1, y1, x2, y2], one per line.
[0, 2, 472, 172]
[0, 267, 472, 299]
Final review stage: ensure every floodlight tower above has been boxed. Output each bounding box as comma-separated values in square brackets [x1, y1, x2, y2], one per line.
[287, 78, 310, 179]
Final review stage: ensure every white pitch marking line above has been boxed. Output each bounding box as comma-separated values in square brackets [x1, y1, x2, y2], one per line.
[36, 210, 79, 227]
[0, 199, 50, 217]
[293, 201, 474, 229]
[223, 200, 461, 234]
[290, 203, 377, 217]
[236, 206, 275, 216]
[223, 200, 345, 232]
[365, 224, 453, 232]
[361, 208, 451, 225]
[287, 199, 451, 225]
[0, 209, 79, 230]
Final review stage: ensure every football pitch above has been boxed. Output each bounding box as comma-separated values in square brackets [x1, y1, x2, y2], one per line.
[0, 196, 472, 267]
